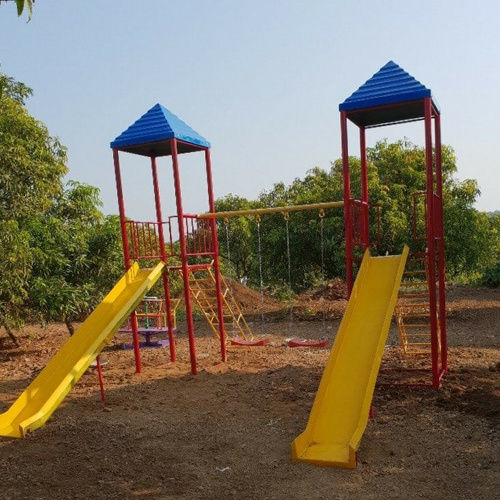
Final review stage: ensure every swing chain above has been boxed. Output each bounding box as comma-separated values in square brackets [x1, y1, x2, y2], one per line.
[282, 211, 290, 221]
[254, 214, 261, 224]
[318, 208, 326, 218]
[223, 217, 229, 227]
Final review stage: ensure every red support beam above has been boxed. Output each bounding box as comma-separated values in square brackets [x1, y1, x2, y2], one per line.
[96, 355, 105, 403]
[113, 149, 142, 373]
[113, 149, 131, 269]
[151, 156, 176, 363]
[434, 113, 448, 373]
[359, 126, 370, 248]
[205, 148, 227, 362]
[341, 111, 354, 294]
[424, 98, 440, 388]
[171, 139, 198, 375]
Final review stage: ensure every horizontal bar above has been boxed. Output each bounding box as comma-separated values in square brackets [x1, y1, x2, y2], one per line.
[197, 200, 344, 219]
[168, 263, 213, 271]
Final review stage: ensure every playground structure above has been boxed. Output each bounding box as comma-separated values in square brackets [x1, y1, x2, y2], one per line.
[290, 61, 448, 468]
[108, 109, 352, 371]
[0, 61, 448, 471]
[197, 200, 347, 347]
[105, 62, 448, 388]
[338, 61, 447, 389]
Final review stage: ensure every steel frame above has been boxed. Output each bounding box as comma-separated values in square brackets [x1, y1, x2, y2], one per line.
[112, 139, 226, 375]
[340, 98, 447, 388]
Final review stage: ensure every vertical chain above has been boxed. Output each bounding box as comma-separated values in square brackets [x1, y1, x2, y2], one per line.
[284, 213, 293, 333]
[319, 209, 327, 335]
[224, 218, 235, 333]
[319, 210, 325, 282]
[256, 216, 265, 325]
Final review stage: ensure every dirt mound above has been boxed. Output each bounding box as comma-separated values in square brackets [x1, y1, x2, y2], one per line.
[226, 279, 284, 314]
[310, 278, 348, 301]
[228, 279, 349, 321]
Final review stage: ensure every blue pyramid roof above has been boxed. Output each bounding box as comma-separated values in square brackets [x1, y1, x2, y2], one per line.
[339, 61, 439, 127]
[110, 103, 210, 156]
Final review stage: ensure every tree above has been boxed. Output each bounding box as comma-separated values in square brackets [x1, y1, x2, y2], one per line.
[28, 182, 123, 335]
[0, 0, 34, 21]
[0, 221, 31, 345]
[0, 68, 66, 344]
[0, 73, 67, 221]
[215, 194, 258, 279]
[214, 139, 499, 292]
[0, 69, 124, 343]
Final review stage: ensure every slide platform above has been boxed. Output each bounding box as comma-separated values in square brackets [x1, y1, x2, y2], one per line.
[0, 262, 164, 438]
[291, 246, 408, 468]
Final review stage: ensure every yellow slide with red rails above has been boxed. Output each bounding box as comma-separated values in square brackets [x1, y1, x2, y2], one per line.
[291, 246, 408, 468]
[0, 262, 164, 438]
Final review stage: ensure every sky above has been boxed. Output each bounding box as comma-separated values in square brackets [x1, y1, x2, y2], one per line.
[1, 0, 499, 222]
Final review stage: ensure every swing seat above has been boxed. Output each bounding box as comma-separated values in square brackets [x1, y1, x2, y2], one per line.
[230, 337, 270, 347]
[288, 336, 329, 348]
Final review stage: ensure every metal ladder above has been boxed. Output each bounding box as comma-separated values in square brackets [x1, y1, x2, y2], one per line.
[187, 265, 253, 342]
[395, 252, 440, 355]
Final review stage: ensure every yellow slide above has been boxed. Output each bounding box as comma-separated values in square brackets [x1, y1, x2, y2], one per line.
[291, 246, 408, 468]
[0, 262, 164, 438]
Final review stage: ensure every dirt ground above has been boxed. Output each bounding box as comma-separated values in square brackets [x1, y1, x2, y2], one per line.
[0, 285, 498, 499]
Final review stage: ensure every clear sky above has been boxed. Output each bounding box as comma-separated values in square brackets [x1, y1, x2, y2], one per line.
[1, 1, 498, 221]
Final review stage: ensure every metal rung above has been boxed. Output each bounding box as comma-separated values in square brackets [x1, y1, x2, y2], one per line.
[399, 302, 429, 307]
[400, 314, 431, 319]
[404, 323, 430, 328]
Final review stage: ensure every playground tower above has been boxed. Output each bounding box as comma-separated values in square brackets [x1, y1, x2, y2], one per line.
[110, 104, 226, 375]
[339, 61, 447, 388]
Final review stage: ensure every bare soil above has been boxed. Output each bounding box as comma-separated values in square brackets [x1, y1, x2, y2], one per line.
[0, 285, 498, 499]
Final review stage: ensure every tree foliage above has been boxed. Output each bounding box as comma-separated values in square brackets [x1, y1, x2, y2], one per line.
[27, 183, 123, 334]
[216, 139, 499, 292]
[0, 69, 123, 342]
[0, 0, 33, 21]
[0, 74, 67, 221]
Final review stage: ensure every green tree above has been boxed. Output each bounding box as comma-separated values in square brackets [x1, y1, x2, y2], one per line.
[0, 76, 67, 221]
[214, 139, 498, 291]
[0, 69, 124, 343]
[28, 182, 123, 335]
[215, 194, 258, 279]
[0, 68, 66, 344]
[0, 221, 32, 345]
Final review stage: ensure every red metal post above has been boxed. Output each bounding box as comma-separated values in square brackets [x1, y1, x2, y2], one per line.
[113, 149, 142, 373]
[113, 149, 131, 269]
[171, 139, 198, 375]
[424, 98, 439, 388]
[205, 148, 227, 362]
[341, 112, 353, 294]
[151, 156, 176, 362]
[434, 113, 447, 373]
[96, 355, 105, 403]
[360, 126, 370, 248]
